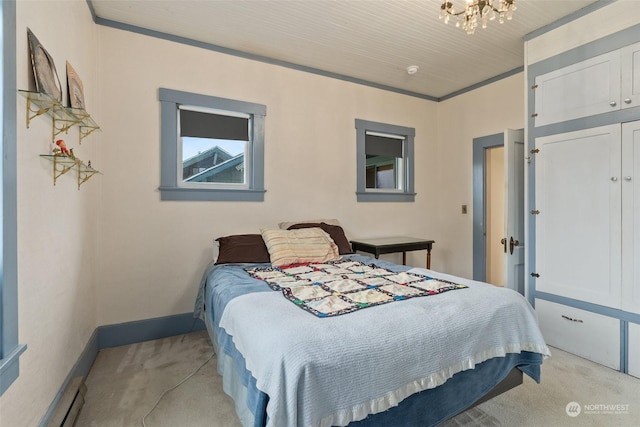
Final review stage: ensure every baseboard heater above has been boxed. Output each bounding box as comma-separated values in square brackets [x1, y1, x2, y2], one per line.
[46, 376, 87, 427]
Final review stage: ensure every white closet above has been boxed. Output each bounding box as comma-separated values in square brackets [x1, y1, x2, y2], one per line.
[529, 34, 640, 376]
[533, 121, 639, 370]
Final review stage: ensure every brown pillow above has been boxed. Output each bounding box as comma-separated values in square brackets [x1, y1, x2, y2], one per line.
[287, 222, 353, 254]
[215, 234, 271, 264]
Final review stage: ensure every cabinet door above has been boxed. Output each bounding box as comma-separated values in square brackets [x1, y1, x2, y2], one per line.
[621, 42, 640, 109]
[534, 50, 620, 127]
[535, 125, 622, 307]
[621, 121, 640, 314]
[536, 299, 620, 370]
[629, 322, 640, 378]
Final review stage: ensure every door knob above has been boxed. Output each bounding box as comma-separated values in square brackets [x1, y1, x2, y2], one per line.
[624, 98, 632, 104]
[500, 238, 507, 253]
[509, 236, 520, 255]
[610, 101, 617, 107]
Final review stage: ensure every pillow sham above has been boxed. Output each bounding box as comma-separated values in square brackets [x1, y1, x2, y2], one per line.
[215, 234, 271, 264]
[261, 228, 340, 267]
[278, 218, 341, 230]
[287, 222, 353, 254]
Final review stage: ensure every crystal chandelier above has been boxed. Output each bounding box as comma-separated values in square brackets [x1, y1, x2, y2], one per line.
[439, 0, 517, 35]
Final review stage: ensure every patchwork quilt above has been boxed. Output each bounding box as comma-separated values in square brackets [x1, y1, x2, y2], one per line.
[245, 259, 467, 317]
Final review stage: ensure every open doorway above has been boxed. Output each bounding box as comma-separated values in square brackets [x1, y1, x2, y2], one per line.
[472, 130, 525, 293]
[485, 146, 505, 287]
[472, 133, 503, 284]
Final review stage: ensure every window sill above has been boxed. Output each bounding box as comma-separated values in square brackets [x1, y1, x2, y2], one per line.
[159, 186, 266, 202]
[356, 191, 416, 202]
[0, 343, 27, 395]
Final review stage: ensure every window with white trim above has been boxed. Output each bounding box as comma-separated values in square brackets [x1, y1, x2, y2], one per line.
[159, 88, 266, 201]
[355, 119, 416, 202]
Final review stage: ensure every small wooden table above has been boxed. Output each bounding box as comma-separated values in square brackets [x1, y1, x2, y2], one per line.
[350, 236, 435, 269]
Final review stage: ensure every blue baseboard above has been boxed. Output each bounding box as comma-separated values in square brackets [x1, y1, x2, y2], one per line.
[39, 312, 206, 426]
[98, 312, 206, 349]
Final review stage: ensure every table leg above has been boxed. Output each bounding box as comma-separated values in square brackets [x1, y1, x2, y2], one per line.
[426, 249, 431, 269]
[402, 252, 406, 265]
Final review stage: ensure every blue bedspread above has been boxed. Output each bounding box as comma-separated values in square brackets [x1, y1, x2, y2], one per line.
[195, 255, 549, 427]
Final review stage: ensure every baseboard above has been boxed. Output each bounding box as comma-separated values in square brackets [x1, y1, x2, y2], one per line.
[40, 312, 206, 426]
[39, 329, 98, 427]
[98, 312, 206, 349]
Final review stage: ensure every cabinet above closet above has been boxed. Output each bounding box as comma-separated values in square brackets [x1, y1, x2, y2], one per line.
[533, 41, 640, 127]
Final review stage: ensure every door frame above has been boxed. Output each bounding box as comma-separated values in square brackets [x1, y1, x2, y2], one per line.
[472, 133, 504, 282]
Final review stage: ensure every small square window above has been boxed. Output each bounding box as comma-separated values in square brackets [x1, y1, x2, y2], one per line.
[355, 119, 416, 202]
[365, 131, 405, 191]
[179, 106, 249, 188]
[159, 89, 266, 201]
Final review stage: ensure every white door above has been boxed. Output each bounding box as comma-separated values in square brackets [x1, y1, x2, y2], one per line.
[535, 124, 622, 308]
[621, 120, 640, 314]
[504, 129, 525, 294]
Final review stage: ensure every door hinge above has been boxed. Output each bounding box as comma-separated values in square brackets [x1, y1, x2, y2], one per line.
[531, 113, 538, 118]
[531, 84, 539, 89]
[531, 272, 540, 278]
[530, 148, 540, 154]
[530, 209, 540, 215]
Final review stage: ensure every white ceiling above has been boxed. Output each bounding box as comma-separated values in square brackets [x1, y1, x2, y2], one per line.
[91, 0, 601, 99]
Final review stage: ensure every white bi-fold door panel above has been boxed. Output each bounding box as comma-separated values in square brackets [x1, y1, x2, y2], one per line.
[535, 125, 622, 308]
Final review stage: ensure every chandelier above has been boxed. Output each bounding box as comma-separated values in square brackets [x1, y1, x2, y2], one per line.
[439, 0, 517, 34]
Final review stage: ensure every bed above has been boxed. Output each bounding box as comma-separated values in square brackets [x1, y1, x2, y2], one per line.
[194, 223, 550, 427]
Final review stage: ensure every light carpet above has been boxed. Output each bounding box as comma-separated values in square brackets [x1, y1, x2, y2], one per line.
[75, 330, 640, 427]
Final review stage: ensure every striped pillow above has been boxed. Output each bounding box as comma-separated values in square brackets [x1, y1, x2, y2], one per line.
[261, 228, 340, 267]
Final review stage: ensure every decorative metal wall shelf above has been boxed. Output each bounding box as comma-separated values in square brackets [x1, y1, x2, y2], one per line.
[20, 89, 102, 190]
[40, 154, 101, 190]
[19, 90, 100, 143]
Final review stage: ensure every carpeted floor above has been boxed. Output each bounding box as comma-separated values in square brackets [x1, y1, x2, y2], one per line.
[75, 330, 640, 427]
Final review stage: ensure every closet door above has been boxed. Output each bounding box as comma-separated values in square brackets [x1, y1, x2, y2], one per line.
[535, 125, 622, 307]
[621, 42, 640, 109]
[534, 51, 620, 127]
[621, 120, 640, 314]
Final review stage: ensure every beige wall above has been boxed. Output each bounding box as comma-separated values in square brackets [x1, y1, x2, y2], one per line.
[526, 0, 640, 66]
[95, 26, 442, 325]
[0, 1, 101, 425]
[435, 73, 525, 278]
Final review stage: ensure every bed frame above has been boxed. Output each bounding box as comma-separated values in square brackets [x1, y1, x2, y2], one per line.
[466, 367, 523, 409]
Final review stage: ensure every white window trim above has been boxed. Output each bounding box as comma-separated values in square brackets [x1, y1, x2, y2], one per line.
[176, 106, 252, 191]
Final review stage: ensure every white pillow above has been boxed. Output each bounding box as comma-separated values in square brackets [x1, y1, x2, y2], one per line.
[261, 228, 340, 267]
